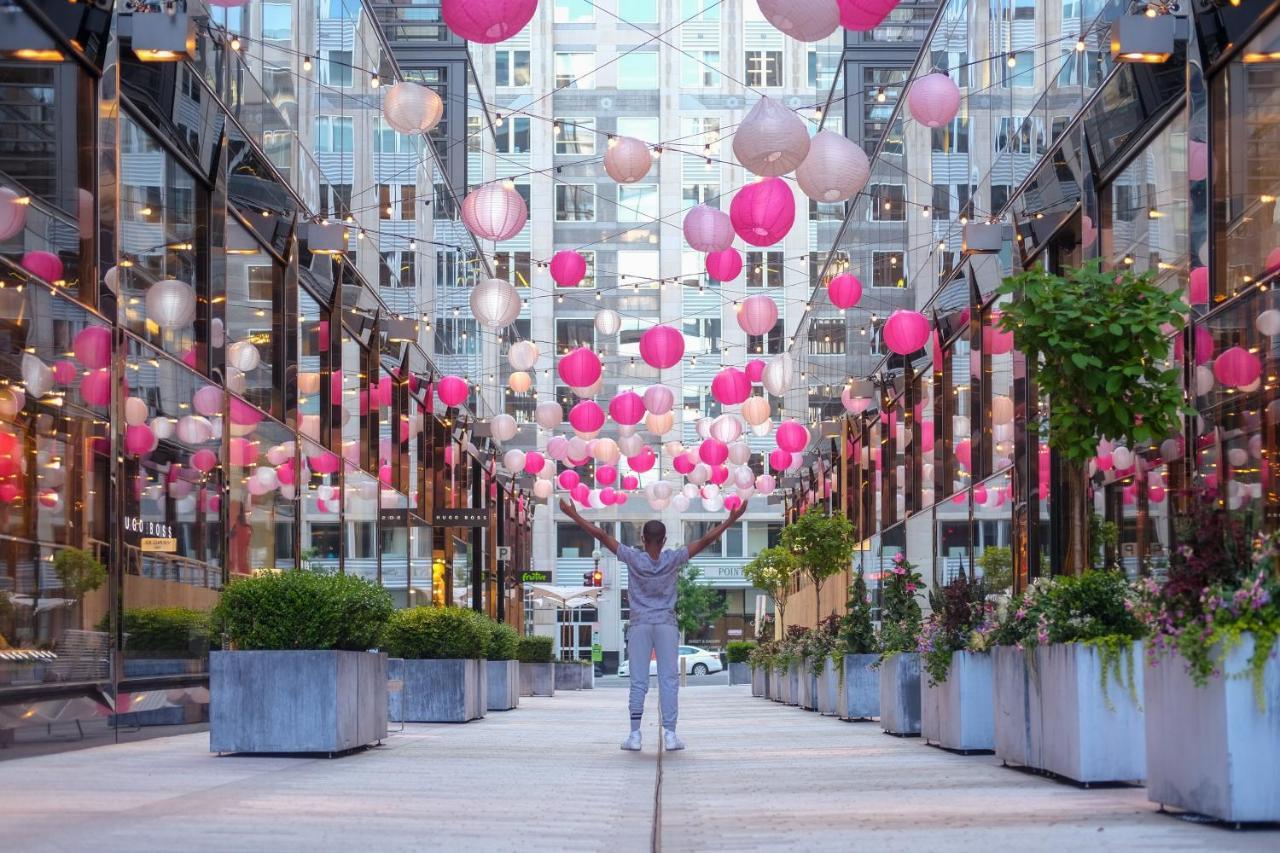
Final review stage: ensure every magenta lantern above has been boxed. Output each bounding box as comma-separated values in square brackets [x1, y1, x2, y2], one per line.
[1188, 266, 1209, 306]
[229, 437, 258, 468]
[954, 438, 972, 469]
[906, 73, 961, 128]
[22, 251, 63, 283]
[776, 420, 809, 453]
[622, 474, 639, 490]
[628, 447, 656, 472]
[644, 384, 674, 414]
[745, 359, 766, 382]
[827, 273, 862, 309]
[524, 452, 545, 475]
[596, 465, 617, 486]
[437, 375, 469, 407]
[724, 494, 742, 512]
[838, 0, 900, 31]
[191, 449, 219, 473]
[571, 483, 590, 504]
[672, 452, 695, 475]
[609, 391, 646, 425]
[558, 346, 603, 388]
[699, 440, 729, 466]
[569, 400, 606, 433]
[0, 483, 19, 503]
[882, 310, 930, 355]
[229, 397, 263, 427]
[79, 368, 111, 406]
[309, 452, 341, 474]
[1174, 326, 1215, 366]
[441, 0, 536, 43]
[983, 311, 1014, 355]
[124, 424, 156, 456]
[730, 177, 795, 247]
[1267, 248, 1280, 273]
[51, 359, 76, 385]
[768, 448, 792, 472]
[682, 205, 735, 253]
[737, 294, 779, 336]
[550, 250, 587, 286]
[73, 325, 112, 370]
[558, 470, 581, 490]
[710, 465, 729, 486]
[711, 367, 751, 406]
[1214, 346, 1262, 388]
[600, 487, 617, 506]
[706, 247, 743, 282]
[639, 325, 685, 370]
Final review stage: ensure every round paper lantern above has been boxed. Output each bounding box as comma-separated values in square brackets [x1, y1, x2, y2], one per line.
[227, 340, 261, 373]
[639, 325, 685, 370]
[461, 182, 527, 241]
[629, 446, 657, 472]
[838, 0, 900, 31]
[502, 449, 526, 472]
[189, 385, 219, 417]
[695, 418, 714, 441]
[491, 413, 519, 443]
[0, 186, 28, 240]
[907, 73, 961, 128]
[559, 347, 602, 388]
[644, 385, 674, 415]
[441, 0, 535, 43]
[769, 448, 792, 471]
[123, 395, 149, 426]
[1214, 346, 1262, 388]
[437, 375, 469, 407]
[609, 391, 645, 426]
[711, 367, 751, 406]
[738, 294, 779, 336]
[594, 309, 622, 337]
[733, 97, 810, 177]
[683, 205, 735, 253]
[22, 251, 62, 283]
[762, 353, 793, 397]
[508, 340, 539, 371]
[569, 400, 605, 434]
[883, 310, 930, 355]
[533, 479, 554, 500]
[50, 359, 76, 386]
[1188, 266, 1209, 306]
[622, 474, 639, 491]
[699, 440, 729, 466]
[706, 247, 743, 282]
[687, 463, 711, 486]
[145, 279, 197, 330]
[571, 483, 591, 505]
[229, 397, 263, 428]
[827, 273, 863, 310]
[796, 130, 870, 203]
[382, 81, 443, 134]
[776, 420, 809, 453]
[509, 371, 533, 393]
[125, 424, 156, 456]
[758, 0, 841, 42]
[730, 177, 795, 247]
[550, 250, 587, 286]
[619, 433, 644, 457]
[595, 465, 618, 487]
[645, 411, 674, 435]
[558, 469, 581, 491]
[992, 395, 1015, 425]
[741, 396, 771, 426]
[20, 354, 53, 399]
[567, 437, 589, 461]
[470, 277, 522, 328]
[1257, 309, 1280, 337]
[536, 400, 564, 430]
[604, 136, 652, 184]
[190, 448, 218, 473]
[711, 415, 743, 445]
[175, 415, 212, 445]
[73, 326, 112, 370]
[745, 360, 766, 382]
[151, 417, 175, 441]
[755, 474, 776, 495]
[1267, 248, 1280, 274]
[841, 386, 873, 414]
[671, 494, 690, 512]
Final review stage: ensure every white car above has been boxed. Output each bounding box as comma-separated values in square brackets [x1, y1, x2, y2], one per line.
[617, 645, 724, 677]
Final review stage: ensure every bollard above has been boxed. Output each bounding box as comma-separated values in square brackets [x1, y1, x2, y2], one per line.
[680, 655, 687, 687]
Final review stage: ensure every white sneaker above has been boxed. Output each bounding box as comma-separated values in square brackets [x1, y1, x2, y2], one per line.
[620, 731, 642, 751]
[663, 729, 685, 751]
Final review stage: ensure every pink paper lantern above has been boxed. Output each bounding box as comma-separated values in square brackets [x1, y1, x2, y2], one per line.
[191, 448, 218, 473]
[907, 73, 961, 128]
[769, 448, 792, 471]
[745, 360, 766, 382]
[549, 250, 587, 286]
[827, 274, 862, 309]
[954, 438, 972, 469]
[229, 437, 258, 468]
[35, 487, 59, 509]
[737, 294, 779, 336]
[644, 385, 674, 415]
[229, 397, 263, 427]
[1213, 346, 1262, 388]
[1148, 486, 1167, 503]
[984, 311, 1014, 355]
[79, 368, 111, 406]
[776, 420, 809, 453]
[558, 346, 603, 387]
[920, 420, 935, 453]
[596, 465, 618, 486]
[639, 326, 685, 370]
[622, 474, 639, 490]
[700, 440, 729, 466]
[1188, 266, 1209, 306]
[569, 400, 605, 433]
[1267, 248, 1280, 274]
[711, 367, 751, 406]
[52, 359, 76, 385]
[724, 494, 743, 512]
[277, 460, 297, 487]
[608, 391, 646, 426]
[709, 465, 729, 486]
[73, 326, 112, 370]
[600, 487, 617, 506]
[558, 470, 581, 490]
[1096, 452, 1114, 472]
[460, 182, 527, 241]
[524, 451, 546, 475]
[1188, 140, 1208, 183]
[21, 251, 63, 283]
[571, 483, 590, 504]
[309, 452, 341, 475]
[628, 447, 656, 472]
[124, 424, 156, 456]
[838, 0, 900, 31]
[673, 452, 695, 475]
[706, 248, 743, 282]
[883, 310, 930, 355]
[730, 177, 795, 247]
[441, 0, 536, 43]
[1174, 326, 1215, 365]
[0, 484, 19, 504]
[437, 375, 469, 407]
[682, 205, 735, 253]
[604, 136, 653, 184]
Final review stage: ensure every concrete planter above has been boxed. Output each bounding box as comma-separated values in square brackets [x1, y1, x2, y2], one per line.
[390, 658, 486, 723]
[485, 660, 520, 711]
[554, 661, 583, 690]
[581, 664, 594, 689]
[797, 658, 817, 710]
[840, 654, 880, 721]
[210, 650, 387, 755]
[729, 661, 752, 685]
[751, 664, 766, 697]
[786, 661, 801, 706]
[1145, 634, 1280, 823]
[993, 646, 1035, 768]
[879, 652, 921, 736]
[519, 662, 555, 697]
[817, 657, 839, 716]
[769, 667, 784, 702]
[920, 650, 994, 752]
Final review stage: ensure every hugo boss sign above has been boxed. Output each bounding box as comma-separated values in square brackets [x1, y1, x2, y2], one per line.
[433, 507, 491, 527]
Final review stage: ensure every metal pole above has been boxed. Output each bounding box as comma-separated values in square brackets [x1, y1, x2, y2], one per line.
[495, 486, 506, 623]
[470, 456, 482, 612]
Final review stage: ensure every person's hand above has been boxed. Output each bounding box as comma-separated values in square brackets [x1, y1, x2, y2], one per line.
[729, 501, 748, 522]
[559, 498, 577, 517]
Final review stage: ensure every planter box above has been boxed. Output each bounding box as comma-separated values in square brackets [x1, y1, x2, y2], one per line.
[786, 661, 801, 706]
[797, 658, 817, 710]
[751, 665, 766, 697]
[390, 658, 486, 723]
[768, 668, 783, 702]
[840, 654, 880, 721]
[519, 662, 555, 697]
[729, 661, 752, 685]
[581, 665, 594, 689]
[920, 650, 994, 752]
[817, 657, 839, 716]
[993, 646, 1035, 768]
[1145, 634, 1280, 823]
[210, 650, 387, 755]
[554, 661, 583, 690]
[879, 653, 921, 736]
[485, 660, 520, 711]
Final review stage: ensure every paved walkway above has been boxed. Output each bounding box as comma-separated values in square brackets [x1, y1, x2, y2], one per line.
[1, 685, 1276, 852]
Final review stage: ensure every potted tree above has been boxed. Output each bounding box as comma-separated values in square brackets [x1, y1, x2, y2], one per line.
[747, 639, 774, 698]
[744, 546, 797, 631]
[918, 576, 995, 752]
[54, 546, 106, 630]
[837, 570, 880, 721]
[485, 622, 520, 711]
[878, 553, 924, 735]
[517, 635, 556, 697]
[726, 640, 755, 685]
[210, 570, 393, 755]
[382, 606, 492, 723]
[780, 509, 856, 620]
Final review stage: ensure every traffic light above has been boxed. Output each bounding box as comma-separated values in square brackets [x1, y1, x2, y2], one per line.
[592, 568, 603, 587]
[583, 570, 594, 587]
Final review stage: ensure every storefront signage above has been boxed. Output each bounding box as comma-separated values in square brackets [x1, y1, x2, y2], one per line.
[434, 507, 491, 527]
[496, 546, 512, 562]
[124, 516, 174, 539]
[521, 569, 552, 584]
[140, 537, 178, 553]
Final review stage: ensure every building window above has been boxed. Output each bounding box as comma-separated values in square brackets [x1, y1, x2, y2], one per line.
[555, 184, 596, 221]
[619, 0, 658, 21]
[682, 182, 719, 207]
[495, 50, 531, 87]
[316, 116, 353, 153]
[380, 251, 415, 289]
[682, 116, 721, 155]
[618, 116, 659, 142]
[401, 185, 416, 220]
[247, 266, 273, 301]
[745, 50, 783, 87]
[745, 251, 783, 287]
[437, 318, 478, 355]
[379, 184, 393, 219]
[681, 51, 720, 87]
[990, 183, 1011, 213]
[495, 116, 531, 154]
[556, 117, 596, 154]
[683, 317, 721, 348]
[558, 522, 597, 557]
[374, 118, 419, 155]
[931, 117, 969, 154]
[618, 52, 659, 88]
[617, 184, 659, 221]
[557, 318, 596, 352]
[555, 0, 594, 22]
[931, 184, 952, 220]
[747, 317, 785, 355]
[320, 49, 352, 87]
[807, 319, 846, 355]
[681, 0, 720, 19]
[869, 183, 905, 221]
[494, 251, 532, 288]
[930, 50, 969, 88]
[1012, 0, 1036, 20]
[555, 53, 596, 89]
[872, 251, 905, 288]
[319, 183, 351, 219]
[1003, 51, 1035, 88]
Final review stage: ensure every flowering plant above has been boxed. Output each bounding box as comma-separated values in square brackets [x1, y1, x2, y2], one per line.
[917, 575, 992, 685]
[878, 552, 924, 656]
[801, 615, 841, 675]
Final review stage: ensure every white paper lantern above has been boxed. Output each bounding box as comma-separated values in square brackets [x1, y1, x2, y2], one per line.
[696, 417, 714, 440]
[758, 0, 840, 42]
[701, 484, 721, 500]
[145, 279, 197, 330]
[382, 81, 444, 134]
[470, 278, 522, 328]
[21, 354, 54, 399]
[619, 433, 644, 457]
[710, 414, 743, 444]
[672, 493, 691, 512]
[461, 182, 528, 241]
[567, 436, 589, 459]
[646, 411, 674, 435]
[701, 495, 725, 512]
[176, 415, 213, 444]
[604, 136, 652, 184]
[535, 400, 563, 430]
[741, 396, 771, 426]
[490, 413, 519, 443]
[728, 441, 752, 466]
[953, 415, 971, 437]
[756, 474, 776, 495]
[227, 340, 261, 373]
[751, 420, 773, 437]
[645, 385, 674, 415]
[1257, 309, 1280, 337]
[1228, 447, 1249, 468]
[617, 424, 636, 438]
[682, 205, 735, 253]
[732, 97, 811, 177]
[681, 483, 699, 499]
[663, 441, 685, 458]
[533, 479, 554, 499]
[734, 466, 756, 490]
[508, 371, 533, 394]
[508, 340, 539, 371]
[796, 130, 870, 203]
[0, 186, 28, 240]
[124, 396, 149, 426]
[652, 481, 674, 501]
[151, 417, 175, 441]
[1194, 365, 1215, 396]
[594, 309, 622, 336]
[1112, 446, 1134, 470]
[762, 352, 794, 397]
[688, 463, 710, 485]
[503, 449, 526, 471]
[210, 317, 225, 348]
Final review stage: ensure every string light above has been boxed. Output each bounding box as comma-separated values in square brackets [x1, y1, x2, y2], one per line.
[303, 55, 313, 71]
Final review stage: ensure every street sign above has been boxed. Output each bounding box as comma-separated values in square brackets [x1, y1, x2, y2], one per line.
[591, 642, 602, 663]
[140, 537, 177, 553]
[433, 507, 491, 527]
[520, 569, 552, 584]
[496, 546, 512, 561]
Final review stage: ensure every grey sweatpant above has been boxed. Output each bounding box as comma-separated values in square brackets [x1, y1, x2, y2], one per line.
[627, 622, 679, 731]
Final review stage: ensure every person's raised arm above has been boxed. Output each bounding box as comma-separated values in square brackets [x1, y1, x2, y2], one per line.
[686, 502, 748, 559]
[559, 498, 621, 554]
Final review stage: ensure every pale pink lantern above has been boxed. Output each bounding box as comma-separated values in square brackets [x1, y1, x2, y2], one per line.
[907, 73, 962, 128]
[608, 391, 645, 425]
[639, 325, 685, 369]
[796, 130, 870, 203]
[629, 447, 656, 472]
[1188, 139, 1208, 183]
[1213, 346, 1262, 388]
[604, 136, 653, 184]
[711, 367, 751, 406]
[460, 182, 527, 241]
[706, 248, 743, 282]
[745, 360, 766, 383]
[683, 205, 735, 253]
[841, 386, 873, 413]
[1188, 267, 1209, 305]
[738, 294, 779, 336]
[883, 310, 930, 355]
[569, 400, 605, 433]
[644, 384, 674, 414]
[730, 177, 795, 247]
[837, 0, 900, 31]
[558, 346, 602, 387]
[733, 97, 811, 177]
[758, 0, 841, 42]
[776, 420, 809, 453]
[741, 396, 771, 426]
[550, 250, 587, 286]
[437, 375, 469, 407]
[441, 0, 536, 43]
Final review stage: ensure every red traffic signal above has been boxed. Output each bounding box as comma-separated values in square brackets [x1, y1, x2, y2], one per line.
[591, 568, 603, 587]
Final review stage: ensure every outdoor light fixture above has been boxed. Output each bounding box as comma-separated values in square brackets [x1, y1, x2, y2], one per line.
[962, 222, 1006, 254]
[1110, 12, 1180, 64]
[128, 7, 198, 63]
[0, 10, 65, 62]
[307, 221, 347, 255]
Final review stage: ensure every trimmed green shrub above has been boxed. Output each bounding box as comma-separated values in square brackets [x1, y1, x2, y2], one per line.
[726, 640, 756, 663]
[516, 634, 554, 663]
[118, 608, 212, 657]
[381, 606, 493, 659]
[487, 622, 520, 661]
[213, 571, 393, 651]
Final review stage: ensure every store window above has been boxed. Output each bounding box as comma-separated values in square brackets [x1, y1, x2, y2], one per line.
[618, 53, 659, 89]
[745, 51, 783, 87]
[555, 184, 596, 221]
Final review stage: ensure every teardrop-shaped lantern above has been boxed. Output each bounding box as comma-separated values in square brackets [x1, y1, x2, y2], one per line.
[382, 81, 444, 134]
[796, 130, 870, 203]
[732, 97, 811, 177]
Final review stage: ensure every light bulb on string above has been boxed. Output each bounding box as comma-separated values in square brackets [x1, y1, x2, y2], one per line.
[303, 56, 313, 71]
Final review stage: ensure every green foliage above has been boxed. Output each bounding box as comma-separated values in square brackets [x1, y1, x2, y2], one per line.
[801, 615, 841, 675]
[977, 546, 1013, 592]
[743, 546, 799, 622]
[780, 509, 855, 591]
[996, 261, 1188, 464]
[919, 576, 991, 685]
[118, 608, 212, 657]
[381, 606, 493, 659]
[878, 554, 924, 656]
[516, 634, 555, 663]
[1089, 514, 1119, 570]
[213, 570, 393, 651]
[839, 570, 877, 655]
[675, 565, 728, 638]
[726, 640, 756, 663]
[747, 639, 777, 671]
[486, 622, 519, 661]
[754, 613, 776, 642]
[54, 547, 106, 598]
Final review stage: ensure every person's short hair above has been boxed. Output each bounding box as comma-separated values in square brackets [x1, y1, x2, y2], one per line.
[642, 520, 666, 544]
